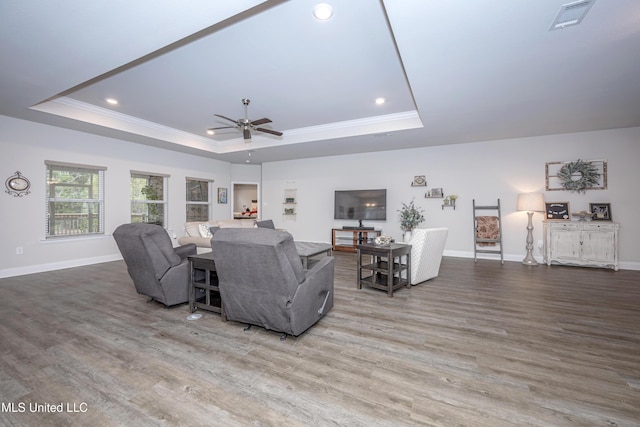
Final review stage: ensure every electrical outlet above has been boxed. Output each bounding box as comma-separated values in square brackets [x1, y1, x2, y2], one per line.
[16, 246, 24, 255]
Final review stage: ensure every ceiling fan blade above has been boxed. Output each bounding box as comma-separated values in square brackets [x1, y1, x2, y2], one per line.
[214, 114, 238, 124]
[207, 126, 235, 130]
[250, 118, 272, 126]
[243, 128, 251, 140]
[256, 128, 283, 137]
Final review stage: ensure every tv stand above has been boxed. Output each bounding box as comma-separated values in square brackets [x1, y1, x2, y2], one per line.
[343, 226, 374, 230]
[332, 228, 381, 253]
[343, 220, 374, 230]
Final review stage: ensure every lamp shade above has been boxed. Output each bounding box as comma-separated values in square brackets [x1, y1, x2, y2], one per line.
[517, 193, 544, 212]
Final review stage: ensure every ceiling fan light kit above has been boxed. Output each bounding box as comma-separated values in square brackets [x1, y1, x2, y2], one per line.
[210, 98, 283, 142]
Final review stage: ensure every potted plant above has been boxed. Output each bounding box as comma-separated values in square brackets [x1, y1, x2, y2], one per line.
[398, 198, 425, 242]
[448, 194, 458, 207]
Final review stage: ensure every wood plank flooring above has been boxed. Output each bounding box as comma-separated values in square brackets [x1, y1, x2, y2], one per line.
[0, 254, 639, 426]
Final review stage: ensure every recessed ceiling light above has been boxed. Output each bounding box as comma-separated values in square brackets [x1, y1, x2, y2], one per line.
[313, 3, 333, 21]
[206, 129, 215, 135]
[375, 97, 385, 105]
[105, 98, 118, 105]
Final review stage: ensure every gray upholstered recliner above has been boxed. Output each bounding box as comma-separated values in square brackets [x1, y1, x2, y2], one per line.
[211, 228, 334, 337]
[113, 223, 196, 306]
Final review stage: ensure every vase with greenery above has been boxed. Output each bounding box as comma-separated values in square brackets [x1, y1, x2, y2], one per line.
[398, 198, 425, 241]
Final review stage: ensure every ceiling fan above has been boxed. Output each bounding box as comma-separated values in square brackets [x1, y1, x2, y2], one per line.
[208, 98, 283, 141]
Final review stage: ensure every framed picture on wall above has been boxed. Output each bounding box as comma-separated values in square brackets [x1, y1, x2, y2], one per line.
[590, 203, 611, 221]
[217, 187, 227, 204]
[545, 159, 607, 191]
[411, 175, 427, 187]
[545, 202, 570, 220]
[428, 188, 443, 198]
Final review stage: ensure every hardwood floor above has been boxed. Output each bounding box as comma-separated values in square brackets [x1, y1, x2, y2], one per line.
[0, 254, 639, 426]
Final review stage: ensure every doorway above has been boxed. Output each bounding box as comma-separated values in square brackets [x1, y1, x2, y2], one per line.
[231, 182, 259, 219]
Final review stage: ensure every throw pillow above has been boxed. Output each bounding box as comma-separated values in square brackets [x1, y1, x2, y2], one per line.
[198, 223, 212, 238]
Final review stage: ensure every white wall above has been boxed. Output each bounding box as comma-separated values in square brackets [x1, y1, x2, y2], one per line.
[261, 127, 640, 269]
[2, 114, 638, 277]
[0, 115, 229, 277]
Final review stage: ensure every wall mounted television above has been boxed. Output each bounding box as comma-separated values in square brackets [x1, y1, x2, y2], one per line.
[334, 189, 387, 227]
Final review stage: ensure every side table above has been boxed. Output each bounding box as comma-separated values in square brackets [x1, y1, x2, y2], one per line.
[295, 241, 333, 269]
[356, 243, 411, 297]
[188, 252, 226, 320]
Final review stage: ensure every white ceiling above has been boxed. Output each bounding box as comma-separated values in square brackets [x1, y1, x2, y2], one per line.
[1, 0, 639, 164]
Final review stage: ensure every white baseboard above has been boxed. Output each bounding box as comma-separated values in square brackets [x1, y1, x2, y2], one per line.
[1, 250, 638, 279]
[443, 250, 640, 271]
[0, 254, 123, 279]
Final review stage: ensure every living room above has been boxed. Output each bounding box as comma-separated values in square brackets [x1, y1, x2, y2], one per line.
[1, 117, 639, 425]
[2, 1, 640, 425]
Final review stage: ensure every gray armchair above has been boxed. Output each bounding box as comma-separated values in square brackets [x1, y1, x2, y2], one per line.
[113, 223, 196, 306]
[211, 228, 334, 337]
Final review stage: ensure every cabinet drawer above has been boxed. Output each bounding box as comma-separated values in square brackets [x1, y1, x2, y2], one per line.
[582, 223, 616, 231]
[548, 222, 580, 230]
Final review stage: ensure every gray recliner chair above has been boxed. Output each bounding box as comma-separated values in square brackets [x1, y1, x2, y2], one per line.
[113, 223, 196, 306]
[211, 228, 334, 337]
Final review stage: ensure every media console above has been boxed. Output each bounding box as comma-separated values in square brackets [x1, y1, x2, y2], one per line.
[332, 228, 381, 253]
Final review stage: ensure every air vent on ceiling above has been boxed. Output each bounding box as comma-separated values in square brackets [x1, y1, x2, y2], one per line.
[550, 0, 596, 30]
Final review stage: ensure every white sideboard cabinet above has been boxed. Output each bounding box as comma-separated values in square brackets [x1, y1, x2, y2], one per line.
[543, 221, 619, 270]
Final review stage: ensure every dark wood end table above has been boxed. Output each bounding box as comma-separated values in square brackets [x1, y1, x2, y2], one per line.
[356, 243, 411, 297]
[295, 241, 333, 268]
[188, 252, 226, 320]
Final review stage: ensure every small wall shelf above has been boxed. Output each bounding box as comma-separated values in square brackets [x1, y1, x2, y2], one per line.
[283, 188, 297, 217]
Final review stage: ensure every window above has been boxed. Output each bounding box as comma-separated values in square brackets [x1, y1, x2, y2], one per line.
[186, 178, 211, 222]
[130, 172, 168, 226]
[45, 161, 106, 238]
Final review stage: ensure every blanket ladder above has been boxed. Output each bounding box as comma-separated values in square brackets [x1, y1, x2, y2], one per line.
[473, 199, 504, 264]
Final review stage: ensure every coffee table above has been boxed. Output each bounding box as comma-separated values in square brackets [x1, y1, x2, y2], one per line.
[356, 243, 411, 297]
[295, 242, 333, 268]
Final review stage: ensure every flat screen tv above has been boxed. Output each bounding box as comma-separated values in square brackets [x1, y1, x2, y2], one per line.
[334, 189, 387, 226]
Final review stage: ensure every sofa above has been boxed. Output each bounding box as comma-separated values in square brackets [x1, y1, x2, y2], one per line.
[177, 219, 257, 252]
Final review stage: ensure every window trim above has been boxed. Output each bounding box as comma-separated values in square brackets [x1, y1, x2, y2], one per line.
[130, 171, 169, 226]
[185, 177, 214, 222]
[45, 161, 106, 239]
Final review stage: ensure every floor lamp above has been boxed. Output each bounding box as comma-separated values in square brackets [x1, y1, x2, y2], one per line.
[517, 193, 545, 266]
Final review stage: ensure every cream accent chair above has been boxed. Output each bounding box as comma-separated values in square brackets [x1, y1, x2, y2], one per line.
[408, 227, 448, 285]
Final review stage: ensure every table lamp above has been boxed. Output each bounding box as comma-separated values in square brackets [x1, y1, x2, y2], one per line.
[517, 193, 545, 266]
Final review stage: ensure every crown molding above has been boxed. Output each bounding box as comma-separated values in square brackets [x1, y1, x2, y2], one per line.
[31, 97, 423, 154]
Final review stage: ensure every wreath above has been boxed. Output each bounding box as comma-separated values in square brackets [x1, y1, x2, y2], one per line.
[557, 159, 600, 193]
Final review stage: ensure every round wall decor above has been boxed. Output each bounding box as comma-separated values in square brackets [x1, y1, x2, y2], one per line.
[5, 171, 31, 197]
[557, 159, 600, 193]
